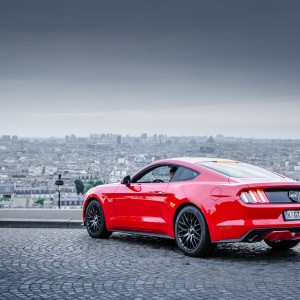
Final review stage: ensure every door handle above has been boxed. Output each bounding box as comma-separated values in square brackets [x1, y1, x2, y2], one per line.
[152, 191, 166, 194]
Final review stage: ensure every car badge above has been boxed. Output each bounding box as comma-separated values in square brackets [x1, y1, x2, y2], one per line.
[288, 191, 299, 202]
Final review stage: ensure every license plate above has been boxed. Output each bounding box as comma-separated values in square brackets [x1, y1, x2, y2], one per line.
[284, 210, 300, 221]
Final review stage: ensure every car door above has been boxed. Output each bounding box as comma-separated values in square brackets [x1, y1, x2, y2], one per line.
[113, 165, 171, 234]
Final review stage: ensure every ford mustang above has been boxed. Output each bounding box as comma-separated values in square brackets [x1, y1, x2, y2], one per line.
[82, 157, 300, 257]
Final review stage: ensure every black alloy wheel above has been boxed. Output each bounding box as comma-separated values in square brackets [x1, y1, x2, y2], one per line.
[175, 205, 216, 257]
[85, 200, 111, 238]
[264, 239, 300, 250]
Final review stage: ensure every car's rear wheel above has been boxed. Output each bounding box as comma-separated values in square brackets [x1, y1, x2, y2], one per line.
[85, 200, 112, 238]
[175, 206, 216, 257]
[264, 239, 300, 250]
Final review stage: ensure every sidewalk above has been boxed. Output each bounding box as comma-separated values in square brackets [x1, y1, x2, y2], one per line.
[0, 209, 84, 229]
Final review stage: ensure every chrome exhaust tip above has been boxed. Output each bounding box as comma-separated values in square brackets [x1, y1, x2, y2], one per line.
[248, 235, 259, 243]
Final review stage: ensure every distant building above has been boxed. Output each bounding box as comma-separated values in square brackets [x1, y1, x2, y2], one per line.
[1, 135, 10, 142]
[0, 184, 14, 199]
[57, 194, 84, 208]
[141, 133, 147, 142]
[117, 135, 121, 145]
[70, 134, 76, 143]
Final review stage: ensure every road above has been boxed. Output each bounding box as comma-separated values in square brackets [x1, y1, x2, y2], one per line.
[0, 228, 299, 299]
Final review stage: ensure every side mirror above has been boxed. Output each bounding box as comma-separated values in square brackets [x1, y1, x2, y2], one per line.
[121, 175, 131, 185]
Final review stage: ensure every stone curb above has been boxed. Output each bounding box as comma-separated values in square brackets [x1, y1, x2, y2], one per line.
[0, 218, 84, 229]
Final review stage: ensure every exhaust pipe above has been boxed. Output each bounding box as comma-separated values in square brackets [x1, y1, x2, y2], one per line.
[248, 235, 259, 243]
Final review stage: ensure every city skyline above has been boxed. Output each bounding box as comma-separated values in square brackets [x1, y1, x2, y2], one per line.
[1, 0, 300, 139]
[2, 132, 300, 141]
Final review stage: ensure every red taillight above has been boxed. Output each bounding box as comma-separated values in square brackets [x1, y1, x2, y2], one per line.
[240, 189, 269, 204]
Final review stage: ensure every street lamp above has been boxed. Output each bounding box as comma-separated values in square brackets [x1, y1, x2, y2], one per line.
[55, 174, 64, 209]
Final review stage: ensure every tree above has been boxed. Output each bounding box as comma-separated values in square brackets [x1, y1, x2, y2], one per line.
[74, 179, 84, 195]
[94, 180, 103, 187]
[83, 183, 93, 194]
[35, 198, 44, 205]
[0, 197, 10, 202]
[83, 179, 104, 194]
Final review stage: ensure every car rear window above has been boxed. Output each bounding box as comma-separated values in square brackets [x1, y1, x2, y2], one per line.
[198, 162, 283, 178]
[171, 166, 199, 182]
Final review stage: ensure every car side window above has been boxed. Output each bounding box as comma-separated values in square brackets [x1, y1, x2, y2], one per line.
[171, 166, 199, 182]
[135, 165, 171, 183]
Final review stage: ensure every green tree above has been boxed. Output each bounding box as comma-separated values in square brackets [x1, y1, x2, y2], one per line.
[0, 197, 10, 202]
[83, 183, 93, 194]
[35, 198, 45, 205]
[94, 180, 103, 187]
[83, 179, 104, 193]
[74, 179, 85, 195]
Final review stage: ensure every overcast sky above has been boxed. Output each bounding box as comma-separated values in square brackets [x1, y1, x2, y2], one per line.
[1, 0, 300, 138]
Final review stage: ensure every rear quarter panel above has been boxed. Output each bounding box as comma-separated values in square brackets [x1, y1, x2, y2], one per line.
[164, 174, 246, 240]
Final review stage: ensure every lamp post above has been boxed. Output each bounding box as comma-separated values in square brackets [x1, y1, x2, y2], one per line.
[55, 174, 64, 209]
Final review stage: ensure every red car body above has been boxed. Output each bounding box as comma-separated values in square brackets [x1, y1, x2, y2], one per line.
[82, 158, 300, 256]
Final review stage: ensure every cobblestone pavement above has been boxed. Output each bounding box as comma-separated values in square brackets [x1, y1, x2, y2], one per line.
[0, 229, 299, 300]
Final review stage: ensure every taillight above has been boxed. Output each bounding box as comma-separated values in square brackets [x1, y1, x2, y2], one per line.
[240, 189, 269, 204]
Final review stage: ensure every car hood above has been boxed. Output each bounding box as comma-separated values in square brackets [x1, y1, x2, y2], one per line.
[86, 183, 120, 196]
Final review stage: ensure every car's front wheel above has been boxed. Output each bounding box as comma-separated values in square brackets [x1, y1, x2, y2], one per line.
[264, 239, 300, 250]
[85, 200, 112, 238]
[175, 205, 216, 257]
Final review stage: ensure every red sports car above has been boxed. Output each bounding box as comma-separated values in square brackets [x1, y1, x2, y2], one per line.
[82, 157, 300, 257]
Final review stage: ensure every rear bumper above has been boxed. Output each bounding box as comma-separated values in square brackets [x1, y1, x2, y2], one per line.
[216, 226, 300, 243]
[210, 200, 300, 242]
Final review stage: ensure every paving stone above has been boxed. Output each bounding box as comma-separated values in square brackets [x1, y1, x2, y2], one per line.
[0, 228, 299, 299]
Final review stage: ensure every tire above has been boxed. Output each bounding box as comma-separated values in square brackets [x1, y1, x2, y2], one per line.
[264, 239, 300, 250]
[175, 205, 216, 257]
[85, 200, 112, 238]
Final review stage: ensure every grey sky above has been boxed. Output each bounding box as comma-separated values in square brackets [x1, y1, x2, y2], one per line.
[1, 0, 300, 138]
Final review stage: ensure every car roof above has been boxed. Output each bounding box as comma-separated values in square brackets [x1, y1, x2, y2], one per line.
[165, 157, 238, 165]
